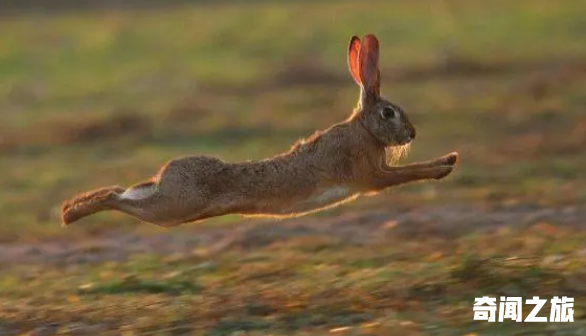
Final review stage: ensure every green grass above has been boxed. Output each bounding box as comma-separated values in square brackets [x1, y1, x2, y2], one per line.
[1, 0, 586, 334]
[3, 226, 586, 335]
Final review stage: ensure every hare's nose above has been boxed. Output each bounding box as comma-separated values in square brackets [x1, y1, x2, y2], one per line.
[408, 127, 416, 140]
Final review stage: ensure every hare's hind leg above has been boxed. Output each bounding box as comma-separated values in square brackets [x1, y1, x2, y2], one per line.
[114, 187, 242, 227]
[62, 186, 125, 226]
[61, 181, 176, 227]
[114, 157, 242, 227]
[108, 181, 182, 227]
[62, 157, 231, 227]
[113, 181, 219, 227]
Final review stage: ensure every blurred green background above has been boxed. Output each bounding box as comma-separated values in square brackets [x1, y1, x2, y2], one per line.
[1, 1, 586, 335]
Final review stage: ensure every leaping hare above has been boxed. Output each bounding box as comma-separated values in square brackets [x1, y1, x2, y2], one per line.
[61, 34, 458, 228]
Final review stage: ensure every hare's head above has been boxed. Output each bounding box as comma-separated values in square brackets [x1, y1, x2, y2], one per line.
[348, 34, 416, 147]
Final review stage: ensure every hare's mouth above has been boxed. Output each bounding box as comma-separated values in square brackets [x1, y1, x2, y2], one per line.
[401, 130, 416, 145]
[396, 136, 413, 146]
[401, 138, 413, 145]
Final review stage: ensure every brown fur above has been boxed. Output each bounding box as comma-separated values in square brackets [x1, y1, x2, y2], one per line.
[61, 34, 458, 228]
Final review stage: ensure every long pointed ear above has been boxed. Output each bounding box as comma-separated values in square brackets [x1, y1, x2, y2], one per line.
[359, 34, 381, 97]
[347, 35, 362, 87]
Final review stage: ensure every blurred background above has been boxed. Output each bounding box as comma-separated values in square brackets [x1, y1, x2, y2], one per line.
[1, 1, 586, 335]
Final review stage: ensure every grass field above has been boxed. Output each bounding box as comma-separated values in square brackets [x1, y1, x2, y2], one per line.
[1, 0, 586, 335]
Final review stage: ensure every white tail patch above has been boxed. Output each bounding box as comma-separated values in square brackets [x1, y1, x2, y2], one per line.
[120, 185, 156, 200]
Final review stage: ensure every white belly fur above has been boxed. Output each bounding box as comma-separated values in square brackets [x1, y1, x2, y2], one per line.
[240, 185, 363, 219]
[310, 186, 352, 204]
[288, 186, 359, 214]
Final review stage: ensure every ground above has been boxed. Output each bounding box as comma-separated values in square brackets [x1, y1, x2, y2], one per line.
[1, 0, 586, 335]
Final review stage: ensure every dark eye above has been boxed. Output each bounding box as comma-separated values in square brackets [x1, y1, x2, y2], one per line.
[381, 106, 396, 119]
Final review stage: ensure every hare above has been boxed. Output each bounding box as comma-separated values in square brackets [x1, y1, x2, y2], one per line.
[61, 34, 458, 228]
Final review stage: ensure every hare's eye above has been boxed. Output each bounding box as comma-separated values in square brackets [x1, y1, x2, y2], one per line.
[381, 106, 396, 119]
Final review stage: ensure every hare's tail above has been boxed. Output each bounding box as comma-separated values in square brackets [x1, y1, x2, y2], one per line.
[61, 186, 125, 226]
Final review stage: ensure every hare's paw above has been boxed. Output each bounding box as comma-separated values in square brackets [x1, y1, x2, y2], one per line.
[434, 165, 454, 180]
[438, 152, 458, 166]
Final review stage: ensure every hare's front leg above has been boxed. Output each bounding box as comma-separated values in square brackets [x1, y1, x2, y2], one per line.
[387, 152, 458, 171]
[416, 152, 458, 168]
[368, 165, 454, 191]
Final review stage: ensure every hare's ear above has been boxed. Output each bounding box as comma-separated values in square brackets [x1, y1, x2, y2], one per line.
[347, 35, 362, 86]
[359, 34, 381, 97]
